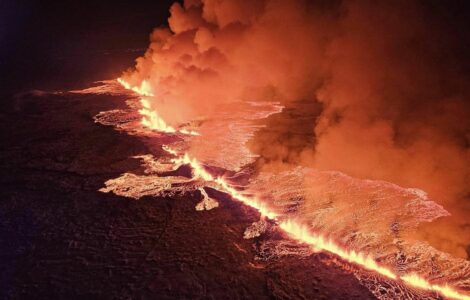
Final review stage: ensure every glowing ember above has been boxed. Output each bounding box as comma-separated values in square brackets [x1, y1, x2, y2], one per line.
[117, 77, 470, 300]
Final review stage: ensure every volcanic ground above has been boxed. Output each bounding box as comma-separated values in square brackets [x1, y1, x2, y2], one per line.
[0, 89, 382, 299]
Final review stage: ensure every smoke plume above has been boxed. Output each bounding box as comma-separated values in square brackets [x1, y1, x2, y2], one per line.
[121, 0, 470, 258]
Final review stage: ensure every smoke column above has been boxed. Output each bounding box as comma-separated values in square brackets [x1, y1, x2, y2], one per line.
[120, 0, 470, 258]
[311, 0, 470, 259]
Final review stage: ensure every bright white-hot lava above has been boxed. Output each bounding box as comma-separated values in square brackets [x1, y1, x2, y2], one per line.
[117, 79, 199, 135]
[117, 78, 470, 300]
[139, 98, 176, 133]
[117, 78, 154, 97]
[171, 151, 278, 220]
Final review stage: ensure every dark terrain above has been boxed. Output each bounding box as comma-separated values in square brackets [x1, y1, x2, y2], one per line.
[0, 88, 377, 299]
[0, 1, 378, 298]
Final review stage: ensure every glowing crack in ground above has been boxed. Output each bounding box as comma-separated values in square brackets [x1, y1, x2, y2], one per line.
[85, 79, 470, 300]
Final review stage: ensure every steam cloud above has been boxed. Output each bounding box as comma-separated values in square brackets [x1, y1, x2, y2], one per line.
[121, 0, 470, 258]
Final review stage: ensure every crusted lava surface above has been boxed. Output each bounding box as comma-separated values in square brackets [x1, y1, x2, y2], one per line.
[0, 91, 376, 299]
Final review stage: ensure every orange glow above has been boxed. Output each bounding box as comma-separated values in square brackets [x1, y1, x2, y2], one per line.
[279, 219, 397, 279]
[118, 78, 175, 132]
[117, 78, 154, 97]
[179, 128, 200, 136]
[162, 145, 179, 156]
[118, 78, 200, 136]
[280, 221, 470, 300]
[118, 77, 470, 300]
[138, 98, 176, 133]
[402, 273, 470, 300]
[169, 149, 470, 299]
[168, 149, 278, 219]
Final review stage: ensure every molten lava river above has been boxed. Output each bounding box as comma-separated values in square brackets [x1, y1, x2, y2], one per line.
[74, 79, 470, 300]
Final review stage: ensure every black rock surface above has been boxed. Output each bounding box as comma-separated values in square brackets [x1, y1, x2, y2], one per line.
[0, 91, 376, 299]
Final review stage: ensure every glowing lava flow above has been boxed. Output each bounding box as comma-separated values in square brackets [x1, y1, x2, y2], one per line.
[139, 98, 176, 133]
[279, 220, 397, 279]
[117, 78, 470, 300]
[171, 152, 278, 220]
[171, 151, 470, 300]
[117, 78, 154, 97]
[168, 150, 470, 300]
[118, 78, 198, 135]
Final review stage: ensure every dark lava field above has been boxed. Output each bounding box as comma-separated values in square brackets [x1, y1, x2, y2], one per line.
[0, 90, 377, 299]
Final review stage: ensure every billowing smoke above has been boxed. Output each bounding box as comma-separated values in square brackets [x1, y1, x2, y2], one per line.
[310, 1, 470, 259]
[120, 0, 335, 124]
[121, 0, 470, 258]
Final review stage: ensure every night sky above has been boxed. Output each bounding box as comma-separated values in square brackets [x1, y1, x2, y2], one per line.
[0, 0, 177, 92]
[1, 0, 469, 93]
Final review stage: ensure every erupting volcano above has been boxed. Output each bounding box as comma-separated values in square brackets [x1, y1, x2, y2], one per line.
[2, 0, 470, 299]
[107, 74, 469, 299]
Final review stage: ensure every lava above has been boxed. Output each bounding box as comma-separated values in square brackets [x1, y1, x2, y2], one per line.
[139, 98, 176, 133]
[400, 274, 470, 300]
[117, 78, 470, 300]
[171, 151, 278, 220]
[135, 97, 200, 135]
[117, 78, 154, 97]
[167, 146, 470, 300]
[279, 220, 397, 279]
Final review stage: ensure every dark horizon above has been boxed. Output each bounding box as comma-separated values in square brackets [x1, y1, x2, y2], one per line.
[2, 0, 470, 93]
[1, 0, 177, 92]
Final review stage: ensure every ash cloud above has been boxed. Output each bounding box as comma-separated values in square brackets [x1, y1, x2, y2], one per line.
[121, 0, 335, 124]
[121, 0, 470, 258]
[311, 0, 470, 259]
